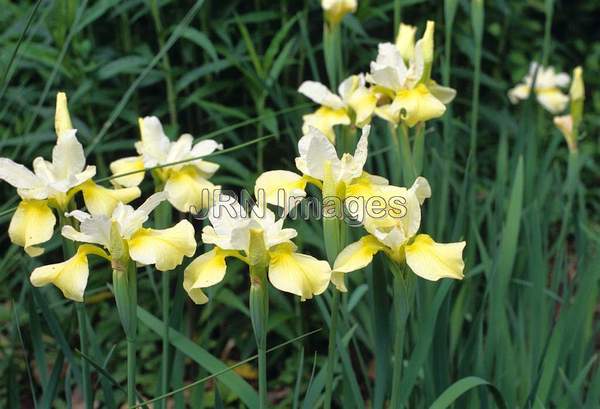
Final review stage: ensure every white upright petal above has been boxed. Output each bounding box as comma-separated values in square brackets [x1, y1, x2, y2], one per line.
[51, 130, 86, 180]
[298, 81, 345, 109]
[337, 75, 358, 102]
[369, 43, 407, 91]
[295, 127, 339, 180]
[166, 133, 194, 165]
[137, 116, 171, 166]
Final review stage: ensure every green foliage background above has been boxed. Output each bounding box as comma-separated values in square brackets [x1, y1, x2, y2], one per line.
[0, 0, 599, 407]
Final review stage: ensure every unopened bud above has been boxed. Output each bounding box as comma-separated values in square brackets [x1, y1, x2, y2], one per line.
[396, 23, 417, 62]
[55, 92, 73, 138]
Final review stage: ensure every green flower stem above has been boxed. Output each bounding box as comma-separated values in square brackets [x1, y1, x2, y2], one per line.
[75, 303, 92, 409]
[324, 289, 340, 409]
[324, 22, 341, 88]
[412, 123, 426, 178]
[322, 159, 345, 409]
[398, 125, 416, 186]
[60, 213, 92, 409]
[113, 259, 138, 407]
[389, 261, 415, 409]
[249, 265, 269, 409]
[154, 199, 172, 408]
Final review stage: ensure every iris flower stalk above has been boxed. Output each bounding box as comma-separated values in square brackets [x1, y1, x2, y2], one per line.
[256, 124, 387, 408]
[112, 115, 222, 402]
[183, 194, 331, 408]
[332, 177, 466, 407]
[29, 192, 196, 405]
[0, 92, 142, 408]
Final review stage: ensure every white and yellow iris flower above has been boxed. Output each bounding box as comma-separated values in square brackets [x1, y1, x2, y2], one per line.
[0, 93, 140, 256]
[321, 0, 357, 26]
[183, 194, 331, 304]
[110, 116, 223, 213]
[332, 177, 465, 290]
[255, 125, 388, 212]
[368, 21, 456, 127]
[30, 192, 197, 302]
[298, 74, 376, 143]
[508, 62, 570, 113]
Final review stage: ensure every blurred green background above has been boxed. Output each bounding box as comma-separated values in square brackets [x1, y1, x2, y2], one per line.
[1, 0, 599, 408]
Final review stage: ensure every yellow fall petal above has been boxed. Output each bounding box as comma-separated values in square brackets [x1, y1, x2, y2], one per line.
[268, 243, 331, 301]
[346, 87, 377, 127]
[164, 166, 218, 213]
[332, 235, 384, 291]
[109, 156, 145, 188]
[9, 200, 56, 257]
[404, 234, 465, 281]
[55, 92, 73, 138]
[80, 181, 141, 216]
[536, 88, 569, 114]
[255, 170, 307, 207]
[128, 220, 197, 272]
[183, 247, 232, 304]
[302, 106, 351, 143]
[393, 84, 446, 127]
[30, 244, 109, 302]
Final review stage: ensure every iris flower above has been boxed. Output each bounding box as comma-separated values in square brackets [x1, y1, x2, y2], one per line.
[183, 194, 331, 303]
[0, 93, 140, 256]
[30, 192, 196, 302]
[368, 21, 456, 127]
[332, 177, 465, 290]
[298, 75, 377, 143]
[254, 125, 388, 212]
[508, 62, 570, 113]
[110, 116, 222, 213]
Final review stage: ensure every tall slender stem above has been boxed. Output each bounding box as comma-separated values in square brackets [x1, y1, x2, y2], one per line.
[324, 289, 340, 409]
[113, 260, 138, 406]
[389, 262, 414, 409]
[154, 199, 172, 407]
[75, 303, 92, 409]
[127, 337, 137, 406]
[60, 213, 92, 408]
[249, 265, 269, 409]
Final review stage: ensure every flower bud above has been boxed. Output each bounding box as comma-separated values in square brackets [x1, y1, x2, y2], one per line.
[322, 0, 357, 26]
[569, 67, 584, 126]
[395, 23, 417, 62]
[553, 115, 576, 153]
[422, 21, 435, 67]
[55, 92, 73, 138]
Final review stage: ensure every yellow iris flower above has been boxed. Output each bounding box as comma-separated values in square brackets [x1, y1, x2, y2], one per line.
[321, 0, 357, 26]
[332, 177, 465, 290]
[30, 192, 196, 302]
[298, 74, 377, 143]
[255, 125, 388, 213]
[183, 194, 331, 303]
[368, 21, 456, 127]
[508, 62, 570, 114]
[109, 116, 222, 213]
[0, 93, 140, 256]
